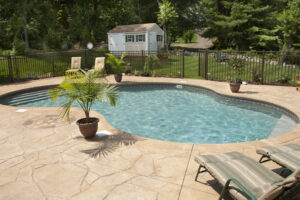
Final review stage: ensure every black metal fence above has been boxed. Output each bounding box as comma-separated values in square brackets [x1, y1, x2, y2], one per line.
[183, 50, 300, 85]
[0, 49, 106, 83]
[1, 49, 300, 86]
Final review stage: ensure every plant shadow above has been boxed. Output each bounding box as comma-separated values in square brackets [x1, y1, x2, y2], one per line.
[238, 91, 259, 94]
[80, 131, 143, 158]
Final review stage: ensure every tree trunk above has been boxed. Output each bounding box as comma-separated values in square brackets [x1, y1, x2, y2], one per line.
[279, 40, 293, 65]
[22, 0, 29, 50]
[163, 25, 168, 52]
[85, 111, 90, 122]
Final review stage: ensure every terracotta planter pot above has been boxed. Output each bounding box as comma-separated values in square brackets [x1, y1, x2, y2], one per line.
[230, 83, 241, 93]
[76, 117, 99, 138]
[114, 74, 122, 82]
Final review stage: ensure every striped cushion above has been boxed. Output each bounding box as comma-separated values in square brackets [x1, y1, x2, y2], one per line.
[260, 167, 300, 200]
[256, 144, 300, 169]
[195, 152, 284, 199]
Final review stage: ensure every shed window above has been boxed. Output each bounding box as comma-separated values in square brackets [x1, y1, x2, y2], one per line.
[136, 34, 145, 42]
[125, 35, 134, 42]
[157, 35, 163, 42]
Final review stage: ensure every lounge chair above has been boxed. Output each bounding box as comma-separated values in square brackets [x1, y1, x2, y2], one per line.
[296, 76, 300, 90]
[89, 57, 105, 72]
[195, 151, 300, 200]
[65, 57, 81, 78]
[257, 144, 300, 171]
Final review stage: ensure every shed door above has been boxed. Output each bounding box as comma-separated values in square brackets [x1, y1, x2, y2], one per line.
[149, 32, 157, 52]
[109, 34, 125, 51]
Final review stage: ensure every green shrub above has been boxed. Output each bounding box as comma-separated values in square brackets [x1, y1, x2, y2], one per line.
[1, 50, 12, 56]
[277, 74, 290, 84]
[182, 30, 196, 43]
[134, 70, 140, 76]
[46, 28, 62, 49]
[12, 38, 26, 54]
[144, 54, 160, 74]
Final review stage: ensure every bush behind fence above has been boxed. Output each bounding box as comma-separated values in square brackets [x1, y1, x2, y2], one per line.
[0, 49, 299, 86]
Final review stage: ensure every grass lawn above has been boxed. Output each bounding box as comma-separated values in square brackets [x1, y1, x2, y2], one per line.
[1, 52, 299, 85]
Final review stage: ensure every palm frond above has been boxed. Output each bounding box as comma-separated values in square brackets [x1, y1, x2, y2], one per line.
[49, 69, 119, 120]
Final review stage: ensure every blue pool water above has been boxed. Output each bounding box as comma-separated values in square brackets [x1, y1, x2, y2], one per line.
[0, 84, 298, 143]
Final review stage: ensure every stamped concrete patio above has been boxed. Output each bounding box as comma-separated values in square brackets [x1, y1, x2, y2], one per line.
[0, 76, 300, 200]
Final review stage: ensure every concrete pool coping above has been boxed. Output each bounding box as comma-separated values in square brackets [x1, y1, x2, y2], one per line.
[0, 75, 300, 200]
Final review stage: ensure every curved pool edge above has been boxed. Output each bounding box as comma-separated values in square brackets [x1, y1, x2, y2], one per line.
[0, 75, 300, 146]
[1, 76, 300, 200]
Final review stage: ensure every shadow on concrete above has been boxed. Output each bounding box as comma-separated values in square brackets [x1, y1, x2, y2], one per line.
[238, 91, 259, 94]
[80, 131, 143, 158]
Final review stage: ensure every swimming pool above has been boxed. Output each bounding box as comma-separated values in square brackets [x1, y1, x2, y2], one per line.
[0, 84, 298, 143]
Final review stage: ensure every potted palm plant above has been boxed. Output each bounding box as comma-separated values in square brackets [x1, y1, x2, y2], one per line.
[106, 53, 126, 82]
[228, 55, 245, 93]
[49, 70, 119, 138]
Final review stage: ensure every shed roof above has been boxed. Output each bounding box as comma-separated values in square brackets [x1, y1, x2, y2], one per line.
[108, 23, 156, 33]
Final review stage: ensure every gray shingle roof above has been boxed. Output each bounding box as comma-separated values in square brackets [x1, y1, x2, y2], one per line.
[108, 23, 156, 33]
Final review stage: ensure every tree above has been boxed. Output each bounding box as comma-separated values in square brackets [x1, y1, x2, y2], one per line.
[201, 0, 278, 50]
[157, 0, 178, 51]
[277, 0, 300, 64]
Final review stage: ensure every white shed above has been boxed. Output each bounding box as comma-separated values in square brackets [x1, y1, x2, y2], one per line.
[107, 23, 164, 53]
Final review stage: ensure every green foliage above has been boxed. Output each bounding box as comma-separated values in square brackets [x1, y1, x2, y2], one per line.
[144, 54, 160, 73]
[152, 70, 156, 77]
[12, 38, 26, 54]
[49, 70, 119, 121]
[182, 30, 196, 43]
[106, 53, 126, 75]
[134, 70, 140, 76]
[46, 28, 62, 49]
[1, 0, 300, 53]
[277, 0, 300, 43]
[157, 1, 178, 27]
[157, 0, 179, 47]
[201, 0, 280, 50]
[277, 74, 290, 84]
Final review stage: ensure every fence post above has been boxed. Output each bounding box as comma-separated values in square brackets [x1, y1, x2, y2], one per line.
[84, 49, 87, 69]
[261, 51, 265, 84]
[7, 55, 14, 82]
[182, 50, 185, 78]
[141, 50, 144, 71]
[52, 54, 55, 77]
[204, 50, 208, 80]
[198, 50, 201, 76]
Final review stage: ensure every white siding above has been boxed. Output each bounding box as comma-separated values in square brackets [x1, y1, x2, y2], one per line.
[147, 24, 164, 51]
[108, 23, 164, 53]
[108, 33, 125, 52]
[124, 32, 146, 51]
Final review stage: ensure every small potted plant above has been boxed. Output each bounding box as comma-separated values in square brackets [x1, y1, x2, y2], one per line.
[106, 53, 126, 82]
[250, 68, 263, 84]
[228, 55, 245, 93]
[49, 70, 119, 138]
[124, 63, 132, 75]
